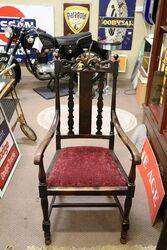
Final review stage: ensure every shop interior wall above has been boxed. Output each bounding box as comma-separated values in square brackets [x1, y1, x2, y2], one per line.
[1, 0, 147, 79]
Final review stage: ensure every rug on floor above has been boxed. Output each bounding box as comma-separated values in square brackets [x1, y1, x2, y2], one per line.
[37, 105, 137, 134]
[33, 79, 77, 100]
[26, 245, 156, 250]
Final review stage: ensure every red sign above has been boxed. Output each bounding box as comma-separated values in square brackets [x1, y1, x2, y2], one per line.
[0, 145, 19, 190]
[0, 6, 24, 43]
[138, 138, 165, 224]
[0, 105, 21, 198]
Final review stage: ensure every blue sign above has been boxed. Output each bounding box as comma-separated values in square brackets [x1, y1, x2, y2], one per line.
[0, 18, 36, 63]
[0, 18, 36, 32]
[98, 0, 136, 50]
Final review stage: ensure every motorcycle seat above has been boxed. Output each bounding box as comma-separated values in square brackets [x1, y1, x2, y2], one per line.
[56, 32, 92, 46]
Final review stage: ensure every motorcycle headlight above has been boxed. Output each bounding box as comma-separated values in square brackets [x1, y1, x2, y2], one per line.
[26, 36, 34, 44]
[4, 26, 13, 39]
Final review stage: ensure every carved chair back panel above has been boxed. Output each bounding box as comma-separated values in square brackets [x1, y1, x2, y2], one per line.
[54, 60, 118, 144]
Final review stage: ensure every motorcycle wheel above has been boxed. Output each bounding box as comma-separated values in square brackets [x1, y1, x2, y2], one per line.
[0, 56, 20, 96]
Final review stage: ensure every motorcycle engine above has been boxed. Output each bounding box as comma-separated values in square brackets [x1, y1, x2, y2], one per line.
[37, 61, 55, 75]
[36, 50, 55, 76]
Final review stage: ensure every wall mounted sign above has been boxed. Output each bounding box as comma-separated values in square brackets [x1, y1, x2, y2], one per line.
[0, 104, 21, 198]
[98, 0, 136, 50]
[64, 3, 90, 35]
[0, 4, 54, 62]
[138, 137, 165, 224]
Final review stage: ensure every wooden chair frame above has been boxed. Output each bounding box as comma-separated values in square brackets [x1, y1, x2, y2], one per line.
[34, 57, 141, 245]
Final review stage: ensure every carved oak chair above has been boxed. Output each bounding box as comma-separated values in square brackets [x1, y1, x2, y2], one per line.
[34, 56, 141, 245]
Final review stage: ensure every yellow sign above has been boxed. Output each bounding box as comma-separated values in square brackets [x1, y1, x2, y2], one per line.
[118, 55, 127, 72]
[100, 18, 134, 28]
[64, 6, 89, 34]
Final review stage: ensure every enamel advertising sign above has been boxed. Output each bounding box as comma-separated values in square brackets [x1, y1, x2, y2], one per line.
[138, 138, 165, 224]
[0, 104, 21, 198]
[98, 0, 136, 50]
[0, 5, 54, 62]
[64, 4, 90, 35]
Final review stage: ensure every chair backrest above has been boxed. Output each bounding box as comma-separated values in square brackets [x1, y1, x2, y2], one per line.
[54, 59, 119, 150]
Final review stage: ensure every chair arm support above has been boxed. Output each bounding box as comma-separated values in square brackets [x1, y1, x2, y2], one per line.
[112, 110, 141, 166]
[34, 111, 59, 165]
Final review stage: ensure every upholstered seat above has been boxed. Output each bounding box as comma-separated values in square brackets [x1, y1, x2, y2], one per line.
[47, 146, 127, 188]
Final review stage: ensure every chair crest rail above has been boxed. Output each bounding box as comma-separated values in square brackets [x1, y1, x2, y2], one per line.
[54, 54, 119, 75]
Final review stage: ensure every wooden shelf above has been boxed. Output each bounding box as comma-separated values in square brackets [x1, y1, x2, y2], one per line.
[161, 26, 167, 33]
[143, 0, 167, 218]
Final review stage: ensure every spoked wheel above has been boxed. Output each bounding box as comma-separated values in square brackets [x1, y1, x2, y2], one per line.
[20, 123, 37, 141]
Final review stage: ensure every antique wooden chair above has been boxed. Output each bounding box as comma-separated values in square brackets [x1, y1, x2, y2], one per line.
[34, 56, 141, 245]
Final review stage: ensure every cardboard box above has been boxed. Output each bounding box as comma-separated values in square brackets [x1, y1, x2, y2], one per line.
[136, 80, 147, 106]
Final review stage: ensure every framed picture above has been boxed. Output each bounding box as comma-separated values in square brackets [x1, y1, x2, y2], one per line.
[0, 104, 21, 198]
[64, 3, 90, 35]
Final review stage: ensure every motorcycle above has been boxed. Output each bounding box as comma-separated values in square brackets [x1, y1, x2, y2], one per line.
[0, 19, 107, 92]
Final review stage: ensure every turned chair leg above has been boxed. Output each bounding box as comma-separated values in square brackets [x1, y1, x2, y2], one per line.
[41, 196, 51, 245]
[120, 196, 133, 244]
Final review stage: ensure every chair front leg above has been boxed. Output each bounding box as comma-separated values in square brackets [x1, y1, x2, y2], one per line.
[120, 160, 136, 244]
[39, 183, 51, 245]
[120, 160, 137, 243]
[38, 161, 51, 245]
[120, 194, 133, 244]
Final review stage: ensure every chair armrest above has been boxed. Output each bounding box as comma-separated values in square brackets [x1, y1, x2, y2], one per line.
[112, 110, 141, 166]
[34, 110, 59, 165]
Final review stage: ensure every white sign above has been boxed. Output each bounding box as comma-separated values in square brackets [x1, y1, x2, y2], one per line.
[0, 4, 54, 60]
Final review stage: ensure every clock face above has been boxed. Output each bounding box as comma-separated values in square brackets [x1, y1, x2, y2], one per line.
[105, 0, 128, 44]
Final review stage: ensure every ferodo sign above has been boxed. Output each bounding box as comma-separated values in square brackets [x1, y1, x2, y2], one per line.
[0, 4, 54, 62]
[0, 104, 21, 198]
[64, 4, 90, 35]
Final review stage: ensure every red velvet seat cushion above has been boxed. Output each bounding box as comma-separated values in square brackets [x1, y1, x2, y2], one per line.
[47, 146, 127, 187]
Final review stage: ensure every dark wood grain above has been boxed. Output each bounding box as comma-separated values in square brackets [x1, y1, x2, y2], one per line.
[96, 75, 104, 135]
[156, 213, 167, 249]
[79, 71, 92, 134]
[145, 0, 167, 105]
[54, 62, 61, 150]
[143, 107, 167, 190]
[68, 74, 75, 135]
[143, 0, 167, 215]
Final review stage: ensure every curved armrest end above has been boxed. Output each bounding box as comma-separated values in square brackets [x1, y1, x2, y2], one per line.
[34, 111, 59, 166]
[112, 111, 141, 166]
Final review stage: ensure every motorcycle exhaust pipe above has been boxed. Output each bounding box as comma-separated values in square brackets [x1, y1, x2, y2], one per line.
[0, 63, 16, 76]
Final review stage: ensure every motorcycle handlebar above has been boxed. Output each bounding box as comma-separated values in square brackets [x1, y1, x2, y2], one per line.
[37, 27, 46, 33]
